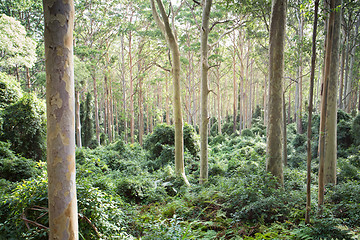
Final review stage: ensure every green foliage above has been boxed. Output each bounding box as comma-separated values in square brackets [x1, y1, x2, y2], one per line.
[327, 180, 360, 227]
[143, 123, 199, 170]
[1, 93, 46, 160]
[0, 72, 23, 109]
[292, 218, 352, 240]
[0, 14, 36, 68]
[0, 157, 40, 182]
[352, 114, 360, 145]
[81, 92, 94, 148]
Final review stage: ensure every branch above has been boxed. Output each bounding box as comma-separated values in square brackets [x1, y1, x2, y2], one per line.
[79, 213, 102, 238]
[154, 62, 171, 72]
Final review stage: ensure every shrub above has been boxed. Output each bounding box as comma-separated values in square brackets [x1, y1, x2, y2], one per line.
[352, 114, 360, 145]
[338, 119, 353, 150]
[1, 93, 46, 160]
[241, 129, 254, 137]
[143, 123, 199, 170]
[0, 72, 23, 109]
[0, 157, 40, 182]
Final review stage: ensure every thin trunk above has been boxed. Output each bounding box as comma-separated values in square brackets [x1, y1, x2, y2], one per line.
[338, 32, 347, 109]
[129, 30, 135, 144]
[282, 91, 287, 166]
[75, 91, 82, 148]
[92, 75, 100, 145]
[120, 35, 128, 143]
[199, 0, 212, 184]
[151, 0, 189, 185]
[44, 0, 78, 238]
[305, 0, 319, 224]
[233, 32, 237, 133]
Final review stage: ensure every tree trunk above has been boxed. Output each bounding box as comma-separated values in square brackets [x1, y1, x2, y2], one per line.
[266, 0, 287, 186]
[199, 0, 212, 184]
[232, 32, 237, 133]
[129, 30, 135, 144]
[318, 0, 341, 210]
[75, 91, 82, 148]
[43, 0, 78, 238]
[92, 75, 100, 145]
[324, 0, 341, 185]
[151, 0, 189, 185]
[338, 31, 347, 109]
[305, 0, 319, 224]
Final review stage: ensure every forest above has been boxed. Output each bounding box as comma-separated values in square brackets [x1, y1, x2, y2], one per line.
[0, 0, 360, 239]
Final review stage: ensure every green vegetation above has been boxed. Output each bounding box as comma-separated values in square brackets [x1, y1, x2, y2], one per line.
[1, 110, 360, 239]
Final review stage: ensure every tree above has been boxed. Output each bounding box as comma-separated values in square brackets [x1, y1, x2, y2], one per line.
[43, 0, 78, 238]
[150, 0, 189, 185]
[305, 0, 319, 224]
[0, 14, 36, 78]
[199, 0, 212, 184]
[266, 0, 287, 186]
[318, 0, 342, 209]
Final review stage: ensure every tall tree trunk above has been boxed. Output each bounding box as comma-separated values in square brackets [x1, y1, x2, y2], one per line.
[199, 0, 212, 184]
[345, 18, 360, 113]
[318, 0, 341, 209]
[266, 0, 287, 186]
[216, 65, 222, 135]
[338, 31, 347, 109]
[324, 0, 341, 185]
[92, 75, 100, 145]
[43, 0, 78, 238]
[296, 9, 304, 134]
[129, 30, 135, 144]
[305, 0, 319, 224]
[151, 0, 189, 185]
[232, 32, 237, 133]
[120, 35, 128, 143]
[75, 91, 82, 148]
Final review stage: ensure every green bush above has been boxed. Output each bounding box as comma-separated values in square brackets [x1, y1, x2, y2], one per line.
[352, 114, 360, 145]
[241, 129, 254, 137]
[143, 123, 199, 170]
[1, 93, 46, 160]
[338, 119, 353, 150]
[0, 72, 23, 109]
[0, 168, 133, 240]
[0, 157, 40, 182]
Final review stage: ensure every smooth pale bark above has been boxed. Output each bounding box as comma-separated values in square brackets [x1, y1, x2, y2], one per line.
[318, 0, 341, 209]
[151, 0, 189, 185]
[75, 91, 82, 148]
[43, 0, 78, 238]
[295, 11, 304, 134]
[266, 0, 287, 186]
[199, 0, 212, 184]
[120, 35, 128, 143]
[324, 0, 341, 185]
[338, 32, 347, 109]
[92, 75, 100, 145]
[232, 32, 237, 133]
[129, 30, 135, 144]
[305, 0, 319, 224]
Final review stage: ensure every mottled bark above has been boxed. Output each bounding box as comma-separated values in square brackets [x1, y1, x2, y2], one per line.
[266, 0, 287, 186]
[199, 0, 212, 184]
[43, 0, 78, 238]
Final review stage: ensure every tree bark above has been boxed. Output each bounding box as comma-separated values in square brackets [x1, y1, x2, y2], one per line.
[318, 0, 342, 210]
[305, 0, 319, 224]
[75, 91, 82, 148]
[199, 0, 212, 184]
[92, 75, 100, 145]
[151, 0, 189, 185]
[324, 0, 341, 185]
[43, 0, 78, 238]
[266, 0, 287, 186]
